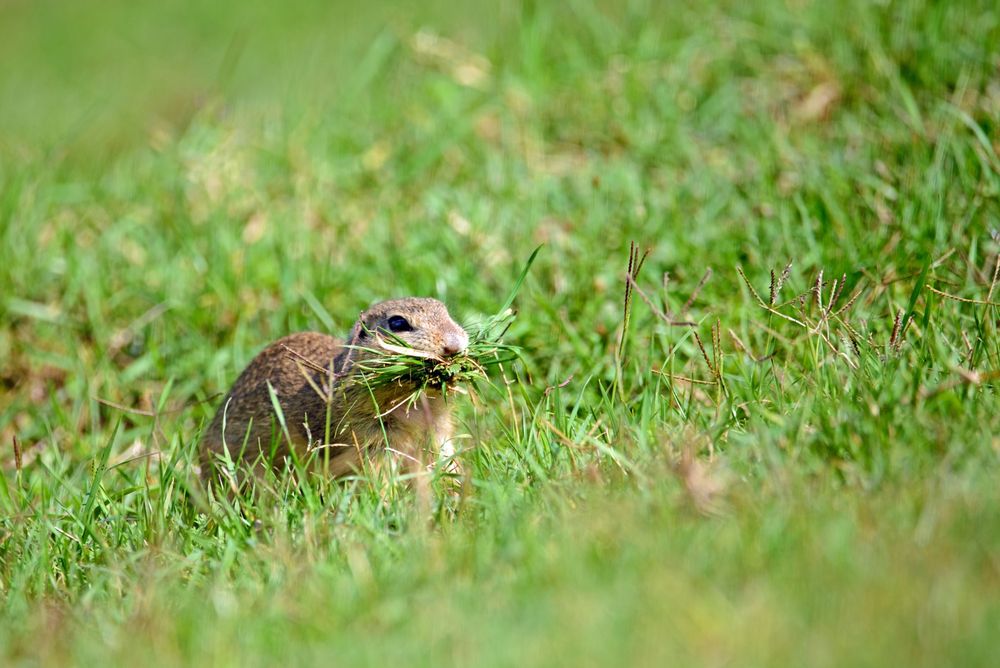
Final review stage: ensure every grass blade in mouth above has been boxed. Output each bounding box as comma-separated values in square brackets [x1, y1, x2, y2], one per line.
[350, 308, 521, 396]
[350, 245, 537, 395]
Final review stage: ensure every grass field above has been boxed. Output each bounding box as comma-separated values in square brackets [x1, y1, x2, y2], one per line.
[2, 0, 999, 665]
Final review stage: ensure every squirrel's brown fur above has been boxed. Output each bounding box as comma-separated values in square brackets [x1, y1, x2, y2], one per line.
[199, 297, 468, 479]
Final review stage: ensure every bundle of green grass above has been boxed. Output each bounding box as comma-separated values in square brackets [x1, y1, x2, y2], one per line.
[350, 308, 521, 403]
[349, 247, 537, 405]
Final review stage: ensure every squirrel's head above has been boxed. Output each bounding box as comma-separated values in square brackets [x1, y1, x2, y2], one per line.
[347, 297, 468, 361]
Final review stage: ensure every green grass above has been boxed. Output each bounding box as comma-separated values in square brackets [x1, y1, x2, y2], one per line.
[2, 0, 999, 665]
[352, 301, 524, 400]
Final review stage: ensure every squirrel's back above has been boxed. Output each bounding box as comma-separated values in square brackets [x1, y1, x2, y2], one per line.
[200, 332, 349, 472]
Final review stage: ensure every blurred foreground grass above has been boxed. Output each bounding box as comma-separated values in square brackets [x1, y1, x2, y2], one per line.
[1, 0, 999, 665]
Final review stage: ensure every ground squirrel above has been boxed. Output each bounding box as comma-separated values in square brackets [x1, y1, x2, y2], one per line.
[200, 297, 469, 480]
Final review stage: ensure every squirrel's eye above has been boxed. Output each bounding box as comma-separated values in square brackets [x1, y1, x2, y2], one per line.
[387, 315, 413, 333]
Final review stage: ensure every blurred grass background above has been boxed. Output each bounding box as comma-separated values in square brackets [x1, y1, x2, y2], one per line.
[1, 0, 999, 665]
[0, 0, 508, 151]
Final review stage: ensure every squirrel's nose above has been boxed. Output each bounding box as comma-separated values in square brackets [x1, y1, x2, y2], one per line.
[442, 330, 469, 357]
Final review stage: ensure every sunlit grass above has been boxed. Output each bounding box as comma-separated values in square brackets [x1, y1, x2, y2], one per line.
[1, 0, 999, 666]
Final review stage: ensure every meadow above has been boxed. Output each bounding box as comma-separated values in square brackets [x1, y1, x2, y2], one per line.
[1, 0, 999, 665]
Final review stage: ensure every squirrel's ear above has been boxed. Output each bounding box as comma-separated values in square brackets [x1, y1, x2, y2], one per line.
[347, 320, 364, 345]
[349, 312, 378, 344]
[338, 319, 366, 374]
